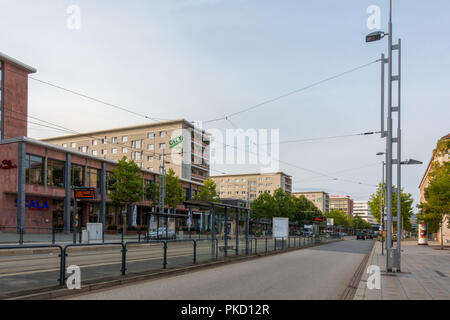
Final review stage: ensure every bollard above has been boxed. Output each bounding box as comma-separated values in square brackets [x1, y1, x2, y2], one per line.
[121, 228, 124, 243]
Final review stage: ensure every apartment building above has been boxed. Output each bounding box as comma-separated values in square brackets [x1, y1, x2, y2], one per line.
[353, 200, 379, 226]
[42, 119, 211, 183]
[292, 191, 329, 213]
[419, 133, 450, 244]
[329, 196, 354, 217]
[210, 172, 292, 202]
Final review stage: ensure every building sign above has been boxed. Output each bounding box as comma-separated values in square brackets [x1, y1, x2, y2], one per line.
[169, 135, 183, 149]
[0, 160, 17, 169]
[15, 199, 50, 211]
[74, 187, 97, 199]
[314, 216, 326, 222]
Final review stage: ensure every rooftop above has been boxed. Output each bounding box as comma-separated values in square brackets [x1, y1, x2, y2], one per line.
[0, 52, 37, 74]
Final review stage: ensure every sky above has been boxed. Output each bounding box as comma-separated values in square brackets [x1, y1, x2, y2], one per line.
[1, 0, 449, 212]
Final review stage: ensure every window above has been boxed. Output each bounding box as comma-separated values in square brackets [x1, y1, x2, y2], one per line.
[25, 154, 44, 185]
[122, 136, 128, 142]
[122, 147, 128, 153]
[72, 164, 84, 187]
[92, 150, 98, 156]
[79, 146, 88, 153]
[159, 143, 166, 150]
[147, 156, 154, 162]
[92, 140, 98, 146]
[147, 132, 155, 139]
[71, 143, 76, 148]
[102, 138, 108, 145]
[86, 167, 100, 188]
[47, 159, 65, 188]
[132, 140, 143, 149]
[147, 144, 154, 151]
[132, 152, 142, 161]
[112, 148, 118, 154]
[102, 149, 108, 155]
[111, 137, 118, 143]
[62, 143, 68, 148]
[159, 131, 167, 137]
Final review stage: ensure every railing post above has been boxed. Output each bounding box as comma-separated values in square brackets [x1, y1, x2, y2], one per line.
[60, 247, 67, 286]
[19, 227, 24, 245]
[255, 238, 258, 254]
[79, 228, 82, 244]
[274, 238, 277, 251]
[121, 244, 127, 276]
[52, 227, 56, 245]
[193, 240, 197, 265]
[265, 237, 268, 254]
[216, 239, 218, 260]
[121, 228, 124, 243]
[163, 241, 168, 269]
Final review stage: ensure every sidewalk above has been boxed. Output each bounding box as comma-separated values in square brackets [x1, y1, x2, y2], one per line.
[354, 240, 450, 300]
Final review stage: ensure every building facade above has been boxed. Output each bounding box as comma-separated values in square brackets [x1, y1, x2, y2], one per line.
[329, 196, 354, 217]
[42, 119, 211, 183]
[0, 53, 204, 232]
[292, 191, 329, 213]
[419, 133, 450, 244]
[353, 200, 379, 226]
[210, 172, 292, 202]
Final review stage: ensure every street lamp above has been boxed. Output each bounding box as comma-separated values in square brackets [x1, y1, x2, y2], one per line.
[366, 0, 404, 272]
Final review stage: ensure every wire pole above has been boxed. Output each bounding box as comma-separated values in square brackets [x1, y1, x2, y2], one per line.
[160, 149, 167, 239]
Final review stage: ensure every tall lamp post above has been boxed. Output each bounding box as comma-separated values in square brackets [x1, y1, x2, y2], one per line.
[366, 0, 402, 272]
[376, 152, 386, 256]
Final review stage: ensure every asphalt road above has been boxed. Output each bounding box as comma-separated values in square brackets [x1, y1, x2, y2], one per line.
[69, 239, 373, 300]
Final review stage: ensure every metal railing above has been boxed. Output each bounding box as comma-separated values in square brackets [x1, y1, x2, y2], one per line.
[0, 234, 340, 296]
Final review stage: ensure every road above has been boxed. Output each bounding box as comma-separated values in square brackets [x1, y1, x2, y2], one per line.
[68, 239, 373, 300]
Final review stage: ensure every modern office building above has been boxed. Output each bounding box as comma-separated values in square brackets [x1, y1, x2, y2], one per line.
[292, 191, 329, 213]
[419, 133, 450, 244]
[42, 119, 211, 183]
[0, 53, 204, 232]
[210, 172, 292, 202]
[329, 196, 354, 217]
[353, 200, 379, 226]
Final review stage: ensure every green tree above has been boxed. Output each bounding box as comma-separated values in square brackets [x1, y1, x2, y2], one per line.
[194, 178, 220, 202]
[145, 168, 184, 212]
[109, 157, 144, 228]
[273, 189, 296, 219]
[251, 192, 276, 219]
[368, 184, 414, 231]
[292, 195, 321, 222]
[326, 209, 350, 227]
[418, 138, 450, 249]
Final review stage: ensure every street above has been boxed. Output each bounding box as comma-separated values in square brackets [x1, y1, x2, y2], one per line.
[67, 239, 373, 300]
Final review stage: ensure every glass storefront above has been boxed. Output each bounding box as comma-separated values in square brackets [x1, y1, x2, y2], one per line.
[0, 60, 3, 141]
[71, 164, 84, 187]
[52, 200, 64, 229]
[25, 154, 44, 185]
[47, 159, 65, 188]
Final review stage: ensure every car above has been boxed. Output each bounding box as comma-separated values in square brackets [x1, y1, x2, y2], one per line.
[367, 233, 374, 239]
[145, 227, 176, 240]
[356, 232, 366, 240]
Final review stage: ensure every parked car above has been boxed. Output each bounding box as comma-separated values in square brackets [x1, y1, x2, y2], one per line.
[145, 227, 176, 240]
[356, 232, 366, 240]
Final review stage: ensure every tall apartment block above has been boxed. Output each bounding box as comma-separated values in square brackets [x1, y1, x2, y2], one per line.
[210, 172, 292, 202]
[292, 191, 329, 213]
[329, 196, 354, 217]
[353, 200, 378, 226]
[42, 119, 211, 182]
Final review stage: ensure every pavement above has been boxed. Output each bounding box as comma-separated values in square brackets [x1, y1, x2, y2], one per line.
[354, 240, 450, 300]
[66, 239, 373, 300]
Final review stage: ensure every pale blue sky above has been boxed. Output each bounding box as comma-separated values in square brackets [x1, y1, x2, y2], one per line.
[1, 0, 449, 211]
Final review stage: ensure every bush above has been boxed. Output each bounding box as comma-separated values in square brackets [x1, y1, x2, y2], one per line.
[107, 225, 117, 231]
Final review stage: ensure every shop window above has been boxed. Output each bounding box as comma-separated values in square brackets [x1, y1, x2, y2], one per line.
[86, 167, 100, 188]
[47, 159, 65, 188]
[72, 164, 85, 187]
[25, 154, 44, 185]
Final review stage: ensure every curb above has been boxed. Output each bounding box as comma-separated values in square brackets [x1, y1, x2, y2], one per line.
[340, 240, 376, 300]
[5, 239, 343, 300]
[352, 240, 378, 300]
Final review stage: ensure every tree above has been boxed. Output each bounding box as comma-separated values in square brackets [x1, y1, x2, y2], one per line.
[292, 195, 321, 222]
[326, 209, 350, 227]
[109, 157, 144, 228]
[368, 184, 414, 232]
[251, 192, 276, 219]
[194, 178, 220, 202]
[418, 138, 450, 250]
[145, 168, 184, 211]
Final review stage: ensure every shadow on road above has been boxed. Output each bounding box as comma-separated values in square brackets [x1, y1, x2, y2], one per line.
[306, 239, 374, 255]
